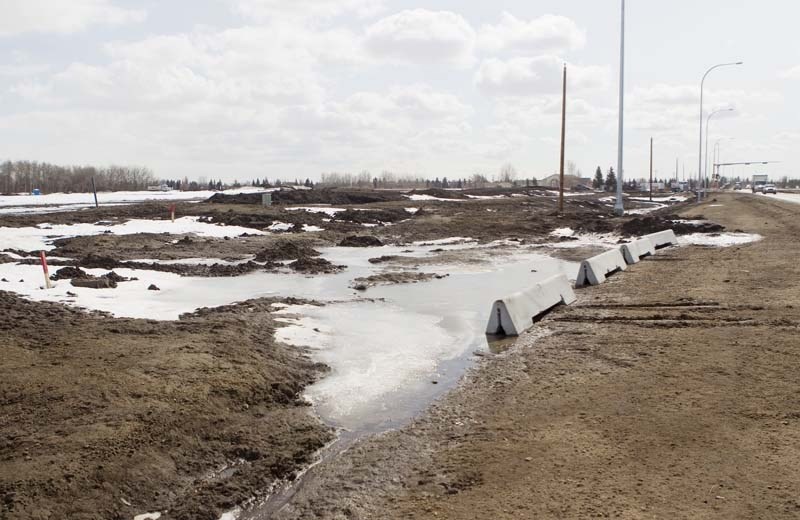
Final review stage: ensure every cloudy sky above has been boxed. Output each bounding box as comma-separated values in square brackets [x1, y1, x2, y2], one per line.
[1, 0, 797, 182]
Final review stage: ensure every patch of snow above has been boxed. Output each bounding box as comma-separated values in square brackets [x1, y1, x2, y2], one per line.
[133, 513, 161, 520]
[268, 222, 293, 232]
[0, 187, 273, 215]
[285, 206, 344, 216]
[302, 225, 324, 232]
[550, 227, 575, 237]
[1, 217, 265, 252]
[412, 237, 477, 246]
[405, 194, 466, 202]
[404, 207, 419, 214]
[678, 232, 762, 247]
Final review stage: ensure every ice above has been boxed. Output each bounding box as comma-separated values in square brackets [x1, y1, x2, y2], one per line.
[0, 217, 266, 252]
[678, 232, 762, 247]
[0, 235, 579, 430]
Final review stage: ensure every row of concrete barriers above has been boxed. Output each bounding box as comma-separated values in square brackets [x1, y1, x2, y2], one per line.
[485, 230, 678, 336]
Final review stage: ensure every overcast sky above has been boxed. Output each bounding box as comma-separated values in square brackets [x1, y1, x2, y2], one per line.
[1, 0, 798, 182]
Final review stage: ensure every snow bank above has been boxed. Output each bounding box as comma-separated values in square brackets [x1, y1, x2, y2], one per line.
[1, 217, 265, 252]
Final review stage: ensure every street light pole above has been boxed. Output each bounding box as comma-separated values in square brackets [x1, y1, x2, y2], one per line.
[614, 0, 625, 215]
[704, 107, 734, 192]
[696, 61, 742, 202]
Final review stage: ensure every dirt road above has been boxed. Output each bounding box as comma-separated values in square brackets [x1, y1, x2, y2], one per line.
[273, 193, 800, 519]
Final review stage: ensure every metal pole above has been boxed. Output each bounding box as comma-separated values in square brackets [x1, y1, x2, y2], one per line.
[649, 137, 654, 201]
[559, 64, 567, 214]
[614, 0, 625, 215]
[697, 61, 742, 202]
[91, 177, 99, 208]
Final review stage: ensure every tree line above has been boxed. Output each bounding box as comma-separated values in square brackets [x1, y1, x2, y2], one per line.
[1, 160, 156, 194]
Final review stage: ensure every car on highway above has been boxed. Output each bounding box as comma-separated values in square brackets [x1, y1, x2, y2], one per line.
[763, 184, 777, 194]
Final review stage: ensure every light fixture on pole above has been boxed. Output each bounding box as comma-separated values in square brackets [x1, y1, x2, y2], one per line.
[704, 107, 734, 192]
[614, 0, 625, 215]
[696, 61, 743, 202]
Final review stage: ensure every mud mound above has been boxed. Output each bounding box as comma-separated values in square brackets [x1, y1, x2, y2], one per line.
[351, 271, 447, 290]
[122, 260, 268, 277]
[333, 208, 410, 224]
[273, 189, 404, 205]
[51, 266, 91, 280]
[255, 240, 321, 262]
[208, 189, 403, 205]
[621, 216, 724, 236]
[288, 257, 344, 274]
[71, 277, 117, 289]
[339, 235, 384, 247]
[78, 253, 121, 270]
[409, 188, 468, 200]
[368, 255, 400, 264]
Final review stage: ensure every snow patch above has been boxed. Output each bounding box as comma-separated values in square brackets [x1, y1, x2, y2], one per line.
[679, 232, 762, 247]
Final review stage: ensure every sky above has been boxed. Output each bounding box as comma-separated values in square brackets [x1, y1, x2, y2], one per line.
[0, 0, 798, 183]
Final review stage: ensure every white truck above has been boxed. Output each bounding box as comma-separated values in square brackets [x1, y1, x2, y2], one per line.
[751, 174, 769, 193]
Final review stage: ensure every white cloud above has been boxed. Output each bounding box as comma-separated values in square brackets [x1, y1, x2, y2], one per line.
[0, 0, 146, 36]
[232, 0, 384, 22]
[779, 65, 800, 80]
[364, 9, 476, 67]
[478, 12, 586, 54]
[475, 56, 610, 97]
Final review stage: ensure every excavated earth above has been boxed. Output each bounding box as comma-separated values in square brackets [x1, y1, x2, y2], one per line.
[263, 193, 800, 520]
[1, 188, 736, 520]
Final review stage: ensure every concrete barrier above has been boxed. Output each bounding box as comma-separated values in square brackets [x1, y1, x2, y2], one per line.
[620, 238, 656, 265]
[575, 247, 627, 287]
[486, 274, 576, 336]
[645, 229, 678, 249]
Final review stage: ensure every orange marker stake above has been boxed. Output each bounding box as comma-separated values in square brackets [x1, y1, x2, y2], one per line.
[39, 251, 53, 289]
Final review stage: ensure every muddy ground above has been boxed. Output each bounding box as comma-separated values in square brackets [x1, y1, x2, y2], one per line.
[0, 294, 333, 520]
[265, 193, 800, 519]
[1, 188, 711, 519]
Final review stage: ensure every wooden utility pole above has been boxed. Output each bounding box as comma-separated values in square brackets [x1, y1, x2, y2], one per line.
[558, 64, 567, 213]
[649, 137, 654, 201]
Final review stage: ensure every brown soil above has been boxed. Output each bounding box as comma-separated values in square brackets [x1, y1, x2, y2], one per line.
[338, 236, 384, 247]
[0, 294, 332, 520]
[350, 271, 447, 290]
[288, 257, 344, 274]
[254, 240, 321, 262]
[266, 194, 800, 520]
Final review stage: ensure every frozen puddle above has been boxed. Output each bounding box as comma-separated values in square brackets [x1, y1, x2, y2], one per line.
[0, 240, 577, 432]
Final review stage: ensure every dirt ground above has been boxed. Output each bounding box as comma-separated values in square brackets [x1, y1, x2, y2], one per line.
[267, 193, 800, 519]
[1, 188, 747, 520]
[0, 295, 333, 520]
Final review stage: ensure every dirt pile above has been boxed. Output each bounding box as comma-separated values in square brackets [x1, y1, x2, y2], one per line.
[288, 257, 344, 274]
[351, 271, 447, 290]
[368, 255, 400, 264]
[332, 208, 410, 224]
[620, 215, 725, 236]
[207, 188, 404, 205]
[0, 292, 332, 520]
[339, 235, 384, 247]
[254, 240, 321, 262]
[51, 266, 134, 288]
